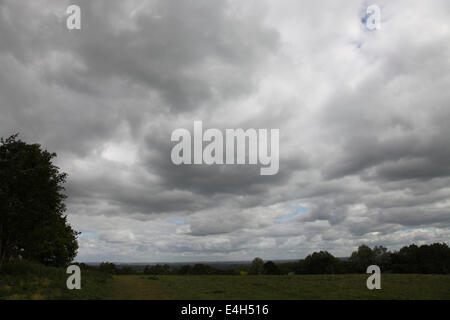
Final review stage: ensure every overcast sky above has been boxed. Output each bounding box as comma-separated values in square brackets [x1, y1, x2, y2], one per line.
[1, 0, 450, 262]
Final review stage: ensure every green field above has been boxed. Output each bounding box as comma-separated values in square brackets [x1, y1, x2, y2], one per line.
[106, 274, 450, 300]
[2, 263, 450, 300]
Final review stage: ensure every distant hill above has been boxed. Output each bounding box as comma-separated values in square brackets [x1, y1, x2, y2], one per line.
[82, 259, 305, 270]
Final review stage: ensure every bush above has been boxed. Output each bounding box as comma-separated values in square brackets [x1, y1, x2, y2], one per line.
[191, 264, 218, 275]
[0, 259, 60, 277]
[263, 261, 281, 275]
[98, 262, 117, 274]
[143, 264, 170, 275]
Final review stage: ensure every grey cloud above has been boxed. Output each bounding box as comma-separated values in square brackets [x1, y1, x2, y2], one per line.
[1, 0, 450, 262]
[65, 0, 279, 111]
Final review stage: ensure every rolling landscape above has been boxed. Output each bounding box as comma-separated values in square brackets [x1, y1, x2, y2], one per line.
[1, 0, 450, 304]
[1, 243, 449, 300]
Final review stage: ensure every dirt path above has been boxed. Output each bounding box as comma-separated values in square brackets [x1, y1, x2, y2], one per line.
[107, 275, 170, 300]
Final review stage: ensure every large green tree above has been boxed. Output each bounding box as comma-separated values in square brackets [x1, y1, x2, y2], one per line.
[304, 251, 339, 274]
[263, 261, 281, 275]
[0, 134, 79, 267]
[249, 257, 264, 275]
[349, 244, 392, 272]
[349, 245, 375, 272]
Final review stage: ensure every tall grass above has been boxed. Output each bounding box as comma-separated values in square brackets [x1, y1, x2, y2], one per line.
[0, 259, 112, 300]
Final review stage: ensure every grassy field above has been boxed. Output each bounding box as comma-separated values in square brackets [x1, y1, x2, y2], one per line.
[107, 274, 450, 300]
[1, 261, 449, 299]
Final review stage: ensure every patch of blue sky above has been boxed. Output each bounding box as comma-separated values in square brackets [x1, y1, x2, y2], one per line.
[275, 205, 309, 224]
[168, 219, 185, 225]
[78, 230, 98, 238]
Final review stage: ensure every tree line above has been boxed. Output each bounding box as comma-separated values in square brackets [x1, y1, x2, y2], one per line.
[85, 242, 450, 276]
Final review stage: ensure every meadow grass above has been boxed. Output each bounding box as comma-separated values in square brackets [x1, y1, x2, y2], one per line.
[0, 260, 112, 300]
[107, 274, 450, 300]
[1, 261, 449, 300]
